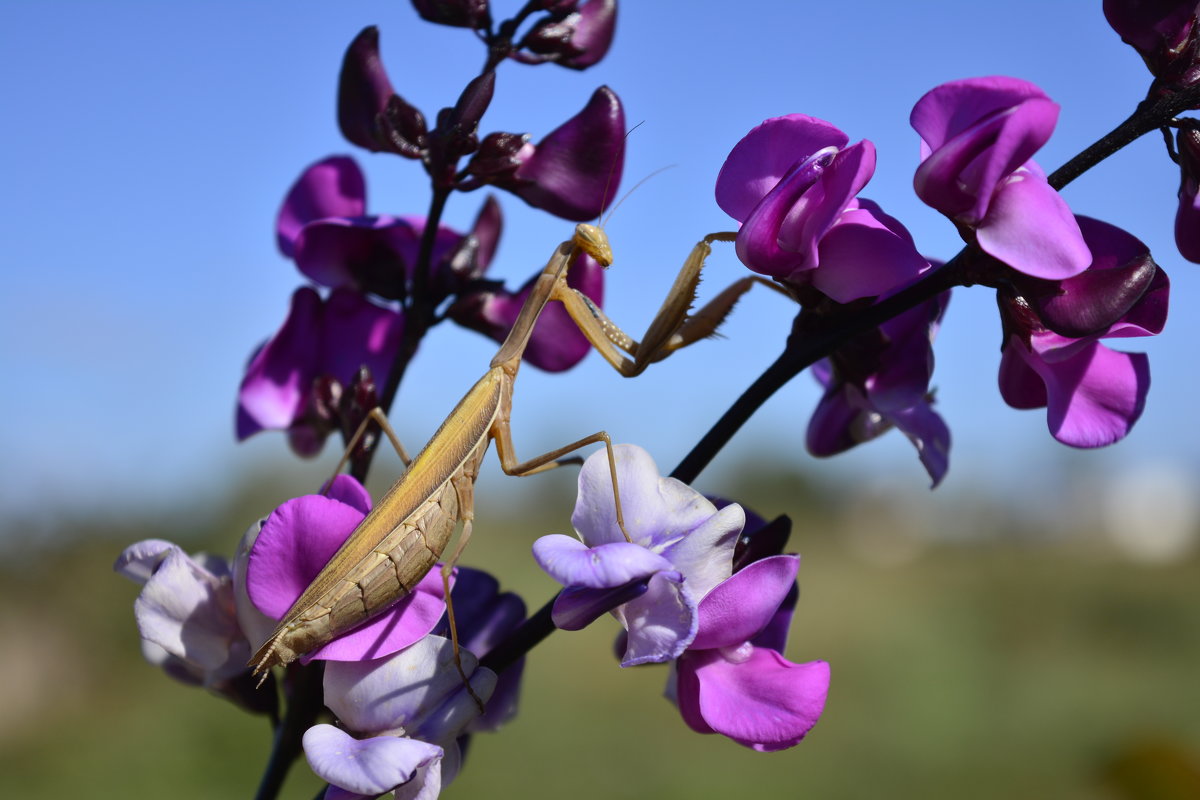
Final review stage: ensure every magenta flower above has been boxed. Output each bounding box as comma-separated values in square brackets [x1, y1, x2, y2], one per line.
[715, 115, 929, 303]
[533, 444, 744, 665]
[998, 216, 1169, 447]
[808, 290, 952, 487]
[912, 77, 1091, 280]
[237, 475, 448, 663]
[235, 286, 404, 452]
[674, 553, 829, 751]
[277, 156, 484, 302]
[1104, 0, 1200, 87]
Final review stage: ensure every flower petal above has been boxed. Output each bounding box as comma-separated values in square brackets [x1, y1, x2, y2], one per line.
[691, 555, 799, 651]
[676, 649, 830, 751]
[715, 115, 848, 222]
[616, 570, 696, 665]
[975, 169, 1091, 279]
[277, 158, 366, 259]
[532, 535, 675, 589]
[303, 724, 441, 796]
[810, 203, 930, 302]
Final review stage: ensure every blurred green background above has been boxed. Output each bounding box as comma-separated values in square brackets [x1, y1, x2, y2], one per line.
[3, 460, 1198, 800]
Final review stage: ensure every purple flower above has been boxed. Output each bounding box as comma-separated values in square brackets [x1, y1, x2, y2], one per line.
[1104, 0, 1200, 87]
[466, 86, 626, 222]
[277, 156, 483, 302]
[305, 635, 497, 800]
[237, 475, 448, 663]
[513, 0, 618, 70]
[808, 290, 952, 487]
[1175, 127, 1200, 261]
[998, 216, 1169, 447]
[715, 115, 929, 303]
[533, 444, 744, 665]
[911, 77, 1091, 280]
[411, 0, 491, 30]
[235, 286, 404, 452]
[674, 553, 829, 751]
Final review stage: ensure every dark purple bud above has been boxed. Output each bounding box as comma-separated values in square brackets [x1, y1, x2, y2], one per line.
[380, 94, 429, 160]
[338, 27, 428, 156]
[1020, 253, 1159, 339]
[452, 70, 496, 131]
[516, 0, 617, 70]
[1104, 0, 1200, 88]
[310, 375, 344, 425]
[488, 86, 625, 221]
[428, 72, 496, 176]
[339, 366, 381, 462]
[411, 0, 491, 29]
[466, 132, 533, 179]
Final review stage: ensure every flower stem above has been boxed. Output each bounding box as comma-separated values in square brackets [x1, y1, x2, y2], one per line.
[253, 662, 325, 800]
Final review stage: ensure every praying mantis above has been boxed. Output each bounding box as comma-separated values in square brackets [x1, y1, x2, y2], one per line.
[249, 222, 766, 681]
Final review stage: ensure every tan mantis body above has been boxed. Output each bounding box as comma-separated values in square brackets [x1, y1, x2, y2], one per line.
[249, 223, 771, 677]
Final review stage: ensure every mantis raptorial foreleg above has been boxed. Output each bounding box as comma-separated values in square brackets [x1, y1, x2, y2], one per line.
[554, 232, 786, 376]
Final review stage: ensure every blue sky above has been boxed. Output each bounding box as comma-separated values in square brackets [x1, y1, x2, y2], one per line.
[3, 1, 1197, 524]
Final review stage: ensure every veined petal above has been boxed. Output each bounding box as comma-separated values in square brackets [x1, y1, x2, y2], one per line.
[303, 724, 441, 797]
[616, 570, 696, 665]
[676, 649, 829, 751]
[976, 169, 1091, 279]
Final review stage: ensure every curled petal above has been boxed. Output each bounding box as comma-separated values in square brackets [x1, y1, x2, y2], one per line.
[716, 115, 848, 222]
[503, 86, 625, 221]
[691, 556, 799, 651]
[912, 77, 1058, 221]
[277, 157, 366, 259]
[657, 503, 743, 601]
[236, 287, 323, 441]
[676, 649, 830, 751]
[889, 402, 952, 488]
[114, 539, 178, 583]
[1006, 336, 1151, 447]
[532, 534, 675, 589]
[304, 724, 441, 796]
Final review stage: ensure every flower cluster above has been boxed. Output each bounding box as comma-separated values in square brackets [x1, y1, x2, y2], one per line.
[534, 445, 829, 750]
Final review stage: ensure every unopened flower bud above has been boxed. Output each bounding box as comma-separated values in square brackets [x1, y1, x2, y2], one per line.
[339, 27, 428, 157]
[411, 0, 491, 29]
[1105, 0, 1200, 89]
[515, 0, 617, 70]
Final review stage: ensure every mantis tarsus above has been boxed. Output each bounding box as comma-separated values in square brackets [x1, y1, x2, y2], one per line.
[249, 222, 767, 685]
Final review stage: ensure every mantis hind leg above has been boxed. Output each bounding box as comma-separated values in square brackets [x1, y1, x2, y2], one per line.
[491, 419, 630, 543]
[322, 407, 413, 494]
[443, 472, 487, 713]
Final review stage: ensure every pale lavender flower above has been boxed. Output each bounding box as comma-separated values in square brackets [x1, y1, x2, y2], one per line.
[533, 444, 743, 665]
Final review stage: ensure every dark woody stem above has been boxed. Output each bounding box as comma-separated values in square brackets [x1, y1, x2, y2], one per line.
[253, 663, 325, 800]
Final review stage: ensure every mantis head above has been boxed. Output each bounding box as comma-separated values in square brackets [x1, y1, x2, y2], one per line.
[574, 223, 614, 267]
